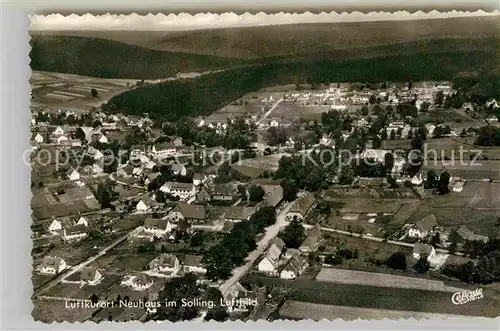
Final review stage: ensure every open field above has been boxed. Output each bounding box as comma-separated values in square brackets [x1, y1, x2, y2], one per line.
[272, 103, 329, 121]
[279, 300, 471, 321]
[315, 268, 462, 292]
[232, 153, 290, 178]
[31, 17, 500, 59]
[247, 276, 500, 317]
[46, 275, 122, 300]
[423, 161, 500, 180]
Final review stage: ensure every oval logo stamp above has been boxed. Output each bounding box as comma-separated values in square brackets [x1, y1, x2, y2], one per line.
[451, 288, 484, 305]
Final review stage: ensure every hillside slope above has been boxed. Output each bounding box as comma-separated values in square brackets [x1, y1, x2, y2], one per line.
[29, 35, 245, 79]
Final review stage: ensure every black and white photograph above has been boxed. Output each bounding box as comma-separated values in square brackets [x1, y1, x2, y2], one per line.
[27, 9, 500, 323]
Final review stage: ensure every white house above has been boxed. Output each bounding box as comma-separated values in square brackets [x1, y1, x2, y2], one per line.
[68, 169, 81, 181]
[160, 182, 196, 200]
[192, 173, 208, 186]
[56, 135, 69, 145]
[98, 134, 108, 144]
[143, 218, 175, 237]
[80, 267, 103, 286]
[48, 218, 62, 234]
[136, 198, 155, 212]
[182, 255, 207, 274]
[76, 216, 88, 227]
[92, 163, 104, 175]
[279, 253, 306, 280]
[39, 256, 67, 275]
[171, 164, 187, 176]
[412, 243, 436, 260]
[121, 274, 154, 291]
[257, 238, 285, 275]
[87, 146, 104, 160]
[149, 254, 181, 275]
[52, 126, 64, 136]
[34, 133, 44, 144]
[411, 171, 424, 186]
[152, 142, 176, 158]
[286, 192, 316, 222]
[407, 214, 438, 239]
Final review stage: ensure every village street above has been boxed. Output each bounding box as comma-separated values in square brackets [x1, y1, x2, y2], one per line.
[219, 202, 292, 297]
[34, 227, 143, 298]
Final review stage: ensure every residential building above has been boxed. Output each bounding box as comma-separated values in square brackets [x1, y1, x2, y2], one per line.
[67, 169, 81, 181]
[212, 184, 236, 202]
[48, 218, 62, 234]
[362, 149, 390, 162]
[39, 256, 67, 275]
[76, 216, 88, 227]
[455, 226, 489, 244]
[169, 203, 207, 223]
[149, 254, 181, 275]
[62, 224, 87, 241]
[171, 136, 183, 147]
[196, 186, 213, 203]
[224, 206, 256, 223]
[80, 267, 103, 286]
[412, 243, 436, 260]
[279, 252, 306, 279]
[286, 192, 316, 221]
[193, 173, 208, 186]
[143, 218, 175, 237]
[171, 163, 187, 176]
[136, 197, 155, 212]
[160, 182, 196, 200]
[299, 225, 322, 253]
[145, 172, 161, 186]
[257, 238, 285, 275]
[34, 133, 44, 144]
[181, 255, 207, 274]
[152, 142, 176, 158]
[121, 274, 154, 291]
[408, 214, 438, 239]
[261, 184, 284, 208]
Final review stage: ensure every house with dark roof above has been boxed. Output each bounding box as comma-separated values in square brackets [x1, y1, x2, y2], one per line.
[257, 238, 285, 275]
[151, 142, 176, 158]
[224, 206, 256, 223]
[193, 173, 208, 186]
[261, 184, 284, 208]
[80, 267, 103, 285]
[62, 224, 87, 241]
[279, 252, 307, 279]
[171, 163, 187, 176]
[286, 192, 316, 221]
[39, 256, 67, 275]
[181, 255, 207, 274]
[160, 182, 196, 200]
[412, 243, 436, 260]
[143, 218, 175, 237]
[408, 214, 438, 239]
[169, 203, 207, 223]
[212, 183, 236, 202]
[455, 226, 489, 244]
[196, 186, 213, 203]
[149, 254, 180, 275]
[299, 225, 322, 253]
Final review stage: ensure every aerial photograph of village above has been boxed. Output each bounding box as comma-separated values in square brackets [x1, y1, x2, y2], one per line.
[28, 12, 500, 323]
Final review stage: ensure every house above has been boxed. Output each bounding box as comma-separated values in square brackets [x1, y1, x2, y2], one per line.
[181, 255, 207, 274]
[39, 256, 67, 275]
[132, 167, 143, 178]
[92, 163, 104, 175]
[136, 197, 155, 212]
[52, 126, 64, 136]
[143, 218, 175, 237]
[212, 184, 236, 201]
[67, 169, 81, 181]
[87, 146, 104, 160]
[455, 226, 489, 244]
[149, 254, 181, 275]
[193, 173, 208, 186]
[80, 267, 103, 286]
[169, 203, 207, 223]
[121, 274, 154, 291]
[160, 182, 196, 200]
[152, 142, 176, 158]
[362, 149, 390, 162]
[171, 136, 183, 147]
[196, 186, 213, 203]
[171, 163, 187, 176]
[408, 214, 438, 239]
[98, 134, 108, 144]
[145, 172, 161, 186]
[76, 216, 88, 227]
[48, 217, 63, 234]
[33, 133, 44, 144]
[261, 185, 284, 208]
[62, 224, 87, 241]
[257, 238, 285, 275]
[279, 252, 306, 279]
[485, 98, 498, 109]
[411, 171, 424, 185]
[56, 135, 69, 145]
[299, 225, 322, 253]
[412, 243, 436, 260]
[286, 192, 315, 221]
[224, 206, 256, 223]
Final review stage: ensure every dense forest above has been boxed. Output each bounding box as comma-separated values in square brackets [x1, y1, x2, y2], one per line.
[102, 51, 496, 121]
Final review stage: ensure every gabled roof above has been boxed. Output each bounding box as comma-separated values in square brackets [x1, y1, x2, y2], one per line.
[262, 185, 284, 207]
[280, 252, 304, 274]
[162, 182, 194, 192]
[171, 164, 186, 173]
[64, 224, 87, 235]
[456, 226, 489, 243]
[213, 183, 236, 196]
[300, 225, 321, 250]
[132, 274, 152, 286]
[81, 267, 99, 281]
[193, 173, 207, 181]
[264, 238, 285, 267]
[154, 142, 176, 150]
[224, 206, 256, 221]
[173, 203, 206, 220]
[182, 255, 204, 268]
[156, 254, 178, 268]
[416, 214, 438, 232]
[289, 192, 315, 215]
[42, 256, 64, 269]
[144, 218, 168, 229]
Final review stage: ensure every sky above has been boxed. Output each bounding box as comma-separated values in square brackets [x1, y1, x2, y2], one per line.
[30, 10, 500, 31]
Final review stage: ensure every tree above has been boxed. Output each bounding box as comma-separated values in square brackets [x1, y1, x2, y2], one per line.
[389, 129, 396, 140]
[279, 220, 305, 249]
[407, 129, 414, 140]
[361, 105, 369, 115]
[248, 185, 265, 202]
[156, 273, 201, 321]
[435, 91, 444, 106]
[90, 293, 99, 304]
[156, 190, 166, 203]
[430, 232, 441, 247]
[316, 200, 331, 217]
[381, 129, 388, 140]
[237, 184, 247, 200]
[408, 81, 413, 90]
[91, 88, 99, 97]
[281, 179, 298, 201]
[437, 171, 450, 195]
[339, 165, 355, 185]
[372, 136, 382, 149]
[204, 307, 229, 322]
[95, 180, 117, 208]
[424, 170, 438, 189]
[414, 255, 430, 273]
[387, 252, 407, 271]
[384, 152, 394, 175]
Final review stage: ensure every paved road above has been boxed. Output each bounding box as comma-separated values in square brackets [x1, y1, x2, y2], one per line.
[256, 97, 283, 125]
[34, 227, 143, 298]
[219, 202, 292, 297]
